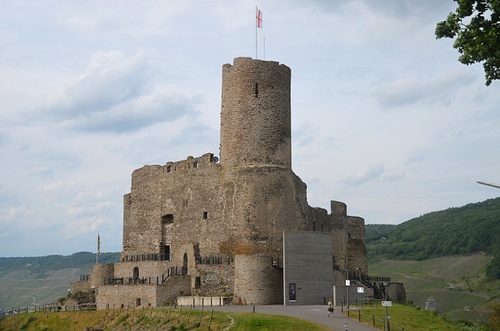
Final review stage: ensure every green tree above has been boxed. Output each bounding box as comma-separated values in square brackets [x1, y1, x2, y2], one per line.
[435, 0, 500, 85]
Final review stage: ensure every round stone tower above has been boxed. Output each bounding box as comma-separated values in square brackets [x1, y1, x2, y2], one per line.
[220, 57, 291, 169]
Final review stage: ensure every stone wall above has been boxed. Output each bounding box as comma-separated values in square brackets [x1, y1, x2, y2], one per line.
[234, 254, 282, 305]
[346, 216, 368, 274]
[220, 57, 291, 169]
[192, 263, 234, 297]
[90, 263, 114, 287]
[96, 275, 191, 309]
[70, 280, 91, 293]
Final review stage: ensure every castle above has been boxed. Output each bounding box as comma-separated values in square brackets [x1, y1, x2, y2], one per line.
[83, 57, 404, 308]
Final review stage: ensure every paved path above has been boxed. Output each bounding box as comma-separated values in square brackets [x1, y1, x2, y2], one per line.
[207, 305, 380, 331]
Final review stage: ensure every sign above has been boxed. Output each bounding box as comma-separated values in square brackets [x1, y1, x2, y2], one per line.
[382, 301, 392, 307]
[357, 287, 364, 293]
[345, 280, 351, 287]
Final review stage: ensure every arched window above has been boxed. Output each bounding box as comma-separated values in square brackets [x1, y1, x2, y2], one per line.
[133, 267, 139, 279]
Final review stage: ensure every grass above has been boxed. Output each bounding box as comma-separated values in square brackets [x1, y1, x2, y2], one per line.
[0, 307, 331, 331]
[368, 255, 500, 325]
[347, 303, 489, 331]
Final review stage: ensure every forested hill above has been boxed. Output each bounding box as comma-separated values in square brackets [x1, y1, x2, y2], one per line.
[365, 197, 500, 279]
[0, 251, 120, 276]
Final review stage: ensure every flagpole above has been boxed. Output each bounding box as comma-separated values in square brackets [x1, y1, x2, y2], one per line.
[255, 6, 258, 59]
[96, 234, 100, 263]
[263, 36, 266, 60]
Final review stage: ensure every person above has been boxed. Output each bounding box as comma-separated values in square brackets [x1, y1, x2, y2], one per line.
[327, 299, 334, 317]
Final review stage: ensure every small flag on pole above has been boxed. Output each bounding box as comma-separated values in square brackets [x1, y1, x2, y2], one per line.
[256, 7, 263, 29]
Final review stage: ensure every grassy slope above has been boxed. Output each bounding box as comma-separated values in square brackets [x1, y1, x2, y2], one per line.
[0, 308, 332, 331]
[0, 268, 84, 308]
[369, 255, 500, 325]
[0, 252, 120, 309]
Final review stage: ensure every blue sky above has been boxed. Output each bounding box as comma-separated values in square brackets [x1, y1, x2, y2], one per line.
[1, 0, 499, 257]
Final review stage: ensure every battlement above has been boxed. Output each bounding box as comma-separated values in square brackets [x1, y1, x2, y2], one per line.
[164, 153, 219, 173]
[132, 153, 219, 179]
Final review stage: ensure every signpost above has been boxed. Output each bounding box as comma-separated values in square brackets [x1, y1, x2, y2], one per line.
[382, 301, 392, 331]
[357, 286, 364, 308]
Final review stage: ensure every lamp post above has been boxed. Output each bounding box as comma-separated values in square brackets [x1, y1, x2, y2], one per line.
[346, 278, 350, 315]
[477, 181, 500, 189]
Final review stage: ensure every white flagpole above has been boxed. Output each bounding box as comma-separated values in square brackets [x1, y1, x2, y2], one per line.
[263, 36, 266, 60]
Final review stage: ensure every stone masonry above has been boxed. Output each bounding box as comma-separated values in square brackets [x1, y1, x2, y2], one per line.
[88, 57, 403, 309]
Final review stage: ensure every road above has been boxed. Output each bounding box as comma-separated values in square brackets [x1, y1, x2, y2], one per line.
[206, 304, 381, 331]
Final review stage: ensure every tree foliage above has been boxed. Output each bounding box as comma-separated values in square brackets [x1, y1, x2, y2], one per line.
[435, 0, 500, 85]
[366, 197, 500, 279]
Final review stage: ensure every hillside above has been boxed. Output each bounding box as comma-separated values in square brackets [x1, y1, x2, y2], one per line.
[1, 197, 499, 321]
[0, 252, 120, 309]
[365, 197, 500, 280]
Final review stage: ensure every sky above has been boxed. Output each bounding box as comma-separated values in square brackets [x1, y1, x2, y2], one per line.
[1, 0, 499, 257]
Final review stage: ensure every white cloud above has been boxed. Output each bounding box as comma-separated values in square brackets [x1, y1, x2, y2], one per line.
[0, 0, 499, 257]
[344, 164, 385, 186]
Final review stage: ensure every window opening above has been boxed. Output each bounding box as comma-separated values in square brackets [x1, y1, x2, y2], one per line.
[182, 253, 188, 275]
[133, 267, 139, 279]
[136, 298, 141, 307]
[203, 211, 208, 219]
[163, 245, 170, 261]
[162, 214, 174, 224]
[195, 277, 201, 289]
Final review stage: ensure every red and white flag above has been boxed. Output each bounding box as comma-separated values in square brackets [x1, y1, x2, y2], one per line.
[256, 7, 263, 29]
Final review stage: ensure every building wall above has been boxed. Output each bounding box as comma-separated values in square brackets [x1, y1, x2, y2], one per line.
[96, 275, 191, 309]
[234, 254, 283, 305]
[283, 231, 333, 305]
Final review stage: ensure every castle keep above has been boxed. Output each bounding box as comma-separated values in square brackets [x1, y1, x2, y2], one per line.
[87, 57, 403, 308]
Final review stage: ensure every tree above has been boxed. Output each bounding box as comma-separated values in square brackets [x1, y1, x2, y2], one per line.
[435, 0, 500, 85]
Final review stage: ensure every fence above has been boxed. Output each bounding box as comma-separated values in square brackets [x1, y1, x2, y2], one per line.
[3, 303, 96, 316]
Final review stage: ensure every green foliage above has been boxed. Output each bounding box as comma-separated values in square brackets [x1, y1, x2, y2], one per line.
[435, 0, 500, 86]
[486, 248, 500, 280]
[366, 198, 500, 279]
[490, 303, 500, 330]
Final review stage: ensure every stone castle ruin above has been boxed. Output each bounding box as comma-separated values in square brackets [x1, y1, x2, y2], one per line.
[81, 57, 404, 308]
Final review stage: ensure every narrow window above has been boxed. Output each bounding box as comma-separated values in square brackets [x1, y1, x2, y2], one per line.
[203, 211, 208, 219]
[254, 83, 259, 97]
[162, 214, 174, 224]
[166, 166, 172, 173]
[195, 277, 201, 289]
[163, 245, 170, 261]
[136, 298, 141, 307]
[193, 161, 199, 168]
[133, 267, 139, 279]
